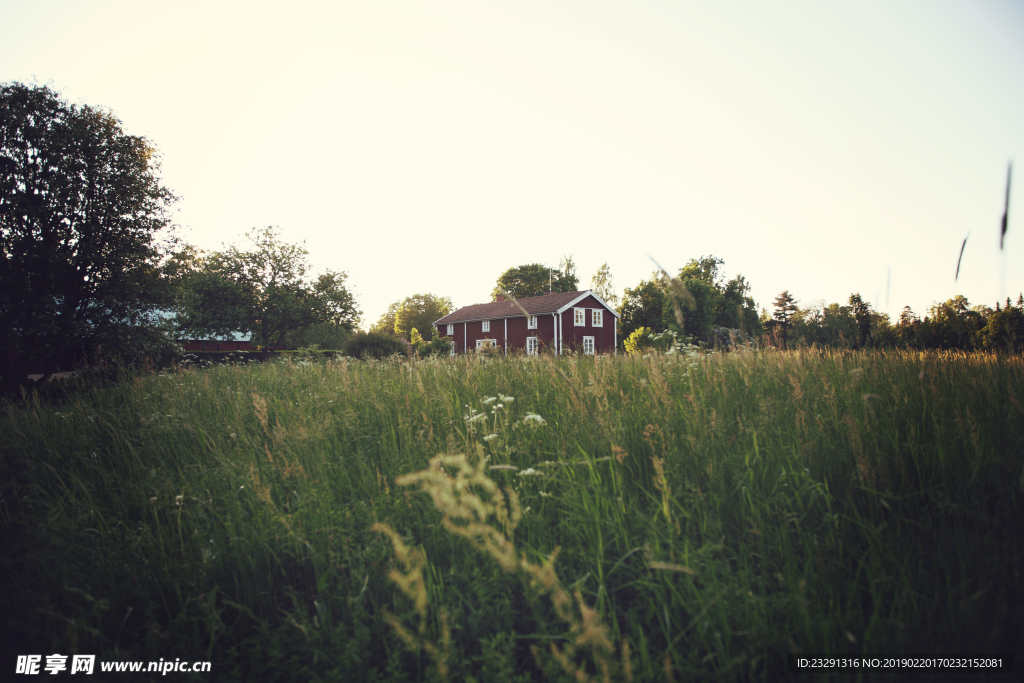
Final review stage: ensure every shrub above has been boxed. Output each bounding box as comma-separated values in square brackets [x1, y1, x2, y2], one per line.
[344, 331, 410, 360]
[418, 336, 454, 359]
[623, 326, 655, 355]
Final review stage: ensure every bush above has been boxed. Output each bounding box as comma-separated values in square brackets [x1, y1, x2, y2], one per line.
[344, 331, 410, 360]
[623, 327, 655, 355]
[418, 336, 454, 359]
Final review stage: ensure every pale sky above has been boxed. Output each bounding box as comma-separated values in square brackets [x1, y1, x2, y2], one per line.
[3, 0, 1022, 327]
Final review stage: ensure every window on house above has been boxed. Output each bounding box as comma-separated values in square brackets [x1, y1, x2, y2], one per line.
[446, 324, 454, 335]
[583, 336, 595, 355]
[574, 308, 585, 326]
[592, 309, 603, 327]
[526, 337, 539, 356]
[476, 339, 497, 349]
[527, 315, 538, 329]
[482, 320, 490, 332]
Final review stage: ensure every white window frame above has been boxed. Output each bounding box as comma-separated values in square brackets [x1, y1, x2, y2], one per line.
[482, 320, 490, 332]
[526, 337, 539, 356]
[592, 309, 603, 327]
[527, 315, 538, 329]
[476, 339, 497, 349]
[583, 336, 595, 355]
[574, 308, 585, 326]
[446, 324, 454, 335]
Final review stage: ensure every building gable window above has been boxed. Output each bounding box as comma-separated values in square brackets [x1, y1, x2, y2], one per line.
[592, 309, 603, 327]
[583, 336, 595, 355]
[527, 315, 538, 329]
[526, 337, 539, 355]
[482, 320, 490, 332]
[446, 324, 454, 335]
[574, 308, 585, 326]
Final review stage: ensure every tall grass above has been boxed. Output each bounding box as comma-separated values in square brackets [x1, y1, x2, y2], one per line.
[1, 349, 1021, 681]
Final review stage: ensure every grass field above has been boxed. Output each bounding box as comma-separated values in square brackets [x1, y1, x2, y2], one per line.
[2, 348, 1021, 681]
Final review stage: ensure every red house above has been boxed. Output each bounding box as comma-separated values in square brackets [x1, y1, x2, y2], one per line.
[433, 290, 619, 356]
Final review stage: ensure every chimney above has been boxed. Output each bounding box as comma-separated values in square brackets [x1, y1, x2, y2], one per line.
[496, 294, 505, 302]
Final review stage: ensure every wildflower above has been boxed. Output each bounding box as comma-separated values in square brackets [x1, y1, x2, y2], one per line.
[466, 413, 488, 424]
[230, 433, 237, 438]
[539, 491, 552, 497]
[483, 434, 498, 442]
[491, 403, 504, 412]
[523, 413, 546, 425]
[174, 495, 183, 506]
[499, 394, 514, 403]
[518, 468, 543, 477]
[482, 397, 497, 405]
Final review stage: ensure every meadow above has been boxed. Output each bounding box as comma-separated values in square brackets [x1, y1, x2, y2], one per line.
[1, 348, 1021, 682]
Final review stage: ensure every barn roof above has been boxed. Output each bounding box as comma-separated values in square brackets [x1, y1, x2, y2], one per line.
[433, 290, 619, 325]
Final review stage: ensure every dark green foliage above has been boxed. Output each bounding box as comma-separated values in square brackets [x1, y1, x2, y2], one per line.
[648, 256, 761, 345]
[618, 278, 666, 341]
[344, 331, 410, 359]
[0, 82, 178, 395]
[281, 321, 354, 350]
[417, 335, 453, 359]
[492, 256, 578, 300]
[175, 227, 360, 360]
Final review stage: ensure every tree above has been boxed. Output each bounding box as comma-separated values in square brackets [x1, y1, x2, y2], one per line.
[848, 293, 873, 348]
[590, 263, 618, 306]
[617, 277, 665, 341]
[393, 294, 453, 341]
[1, 83, 178, 394]
[678, 255, 725, 289]
[657, 256, 761, 344]
[772, 290, 799, 347]
[369, 301, 401, 337]
[492, 256, 578, 299]
[176, 227, 360, 359]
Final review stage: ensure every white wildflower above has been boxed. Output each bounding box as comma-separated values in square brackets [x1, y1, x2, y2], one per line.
[539, 491, 552, 497]
[523, 413, 546, 425]
[230, 433, 237, 438]
[174, 495, 183, 506]
[518, 468, 543, 477]
[466, 413, 488, 424]
[483, 433, 498, 441]
[499, 394, 515, 403]
[482, 397, 497, 405]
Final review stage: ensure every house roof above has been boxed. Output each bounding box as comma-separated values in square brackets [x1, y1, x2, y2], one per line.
[433, 290, 620, 325]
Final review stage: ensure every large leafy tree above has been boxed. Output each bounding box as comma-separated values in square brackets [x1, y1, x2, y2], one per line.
[492, 256, 578, 299]
[655, 255, 761, 343]
[369, 301, 401, 337]
[1, 82, 178, 393]
[617, 277, 665, 341]
[176, 227, 360, 359]
[393, 293, 453, 342]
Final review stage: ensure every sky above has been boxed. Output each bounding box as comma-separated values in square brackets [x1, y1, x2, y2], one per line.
[2, 0, 1023, 328]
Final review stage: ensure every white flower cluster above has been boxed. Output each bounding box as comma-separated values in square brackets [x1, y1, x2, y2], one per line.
[523, 413, 546, 425]
[517, 468, 543, 477]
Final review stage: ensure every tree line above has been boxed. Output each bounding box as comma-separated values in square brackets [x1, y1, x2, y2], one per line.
[2, 83, 1018, 394]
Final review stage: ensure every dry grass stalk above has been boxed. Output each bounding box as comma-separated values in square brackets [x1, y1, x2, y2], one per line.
[377, 448, 633, 682]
